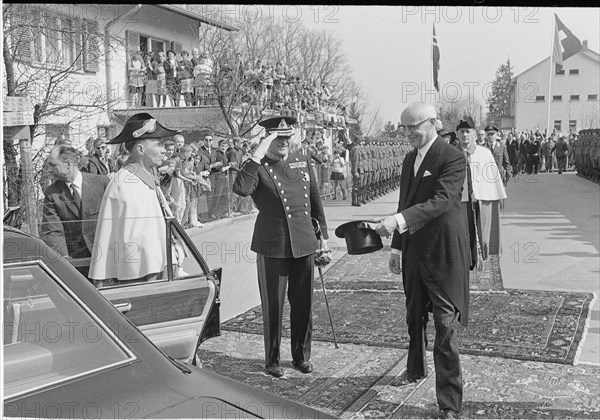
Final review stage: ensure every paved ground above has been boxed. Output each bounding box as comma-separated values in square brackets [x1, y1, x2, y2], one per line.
[186, 172, 599, 416]
[190, 172, 599, 365]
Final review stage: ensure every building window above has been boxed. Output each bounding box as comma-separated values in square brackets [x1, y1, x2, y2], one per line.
[554, 120, 561, 131]
[13, 6, 99, 72]
[569, 69, 579, 75]
[555, 65, 565, 75]
[97, 125, 112, 139]
[45, 124, 70, 145]
[535, 95, 545, 102]
[588, 94, 598, 101]
[570, 95, 580, 101]
[553, 95, 562, 101]
[569, 120, 577, 131]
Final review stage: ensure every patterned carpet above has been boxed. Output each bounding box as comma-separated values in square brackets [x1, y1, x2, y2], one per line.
[222, 249, 594, 365]
[200, 332, 600, 419]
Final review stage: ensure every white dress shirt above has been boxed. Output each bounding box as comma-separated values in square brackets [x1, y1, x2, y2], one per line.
[391, 136, 436, 254]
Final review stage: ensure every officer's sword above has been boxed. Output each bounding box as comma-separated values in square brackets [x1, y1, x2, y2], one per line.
[312, 219, 339, 349]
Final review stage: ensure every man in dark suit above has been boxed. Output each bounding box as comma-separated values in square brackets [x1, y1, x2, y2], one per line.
[41, 145, 110, 260]
[485, 125, 511, 186]
[86, 137, 116, 175]
[371, 103, 470, 420]
[233, 115, 329, 378]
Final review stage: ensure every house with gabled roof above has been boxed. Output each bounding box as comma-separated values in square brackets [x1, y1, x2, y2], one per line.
[4, 3, 236, 149]
[509, 40, 599, 133]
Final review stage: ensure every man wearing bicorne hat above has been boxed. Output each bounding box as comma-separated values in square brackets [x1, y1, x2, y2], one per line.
[88, 113, 179, 285]
[232, 115, 329, 378]
[456, 117, 506, 263]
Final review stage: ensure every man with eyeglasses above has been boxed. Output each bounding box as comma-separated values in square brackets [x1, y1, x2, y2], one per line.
[87, 138, 116, 175]
[41, 145, 110, 263]
[369, 103, 470, 420]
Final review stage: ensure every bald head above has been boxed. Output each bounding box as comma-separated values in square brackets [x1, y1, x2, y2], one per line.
[400, 103, 438, 149]
[401, 103, 437, 123]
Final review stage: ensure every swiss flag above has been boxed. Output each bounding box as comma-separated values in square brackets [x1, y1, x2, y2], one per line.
[553, 15, 582, 70]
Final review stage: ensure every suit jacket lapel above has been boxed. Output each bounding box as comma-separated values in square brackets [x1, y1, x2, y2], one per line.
[406, 137, 441, 205]
[59, 183, 80, 217]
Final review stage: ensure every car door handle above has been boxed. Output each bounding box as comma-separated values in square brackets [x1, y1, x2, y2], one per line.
[114, 302, 132, 314]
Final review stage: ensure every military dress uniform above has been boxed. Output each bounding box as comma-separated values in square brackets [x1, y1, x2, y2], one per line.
[232, 116, 328, 376]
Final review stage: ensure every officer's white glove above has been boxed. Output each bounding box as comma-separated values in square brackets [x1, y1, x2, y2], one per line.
[251, 133, 278, 162]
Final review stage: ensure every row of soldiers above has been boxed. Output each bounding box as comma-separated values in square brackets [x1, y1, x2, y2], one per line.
[572, 129, 600, 183]
[348, 140, 412, 207]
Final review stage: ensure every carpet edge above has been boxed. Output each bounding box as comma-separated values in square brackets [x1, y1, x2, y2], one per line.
[574, 292, 598, 365]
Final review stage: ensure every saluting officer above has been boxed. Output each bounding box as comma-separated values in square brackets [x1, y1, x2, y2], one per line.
[233, 115, 329, 378]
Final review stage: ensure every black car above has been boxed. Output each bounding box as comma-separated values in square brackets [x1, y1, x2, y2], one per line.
[3, 226, 332, 418]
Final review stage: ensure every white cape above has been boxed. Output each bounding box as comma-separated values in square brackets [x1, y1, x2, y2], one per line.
[89, 165, 167, 281]
[469, 145, 507, 201]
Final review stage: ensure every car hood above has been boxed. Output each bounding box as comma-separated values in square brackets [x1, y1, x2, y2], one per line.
[146, 396, 259, 418]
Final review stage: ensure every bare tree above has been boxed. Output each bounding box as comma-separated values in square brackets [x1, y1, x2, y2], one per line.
[3, 4, 122, 215]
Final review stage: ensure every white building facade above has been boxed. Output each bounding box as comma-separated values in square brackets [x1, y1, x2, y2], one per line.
[510, 41, 600, 134]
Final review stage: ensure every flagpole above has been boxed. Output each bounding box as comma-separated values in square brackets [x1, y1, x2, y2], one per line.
[546, 14, 556, 137]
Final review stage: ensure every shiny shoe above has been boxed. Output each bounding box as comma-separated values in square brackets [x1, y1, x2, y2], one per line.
[390, 371, 426, 387]
[292, 360, 313, 373]
[266, 365, 284, 378]
[440, 409, 460, 419]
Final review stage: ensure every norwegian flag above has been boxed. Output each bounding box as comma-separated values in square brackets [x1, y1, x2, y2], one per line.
[553, 15, 582, 70]
[432, 23, 440, 92]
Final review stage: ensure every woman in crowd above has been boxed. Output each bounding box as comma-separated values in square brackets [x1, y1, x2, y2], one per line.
[329, 147, 347, 200]
[318, 145, 331, 192]
[144, 52, 158, 107]
[179, 50, 195, 107]
[154, 51, 167, 107]
[128, 51, 145, 107]
[164, 49, 180, 107]
[193, 146, 212, 223]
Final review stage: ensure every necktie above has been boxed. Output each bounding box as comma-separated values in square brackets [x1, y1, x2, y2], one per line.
[413, 150, 423, 176]
[70, 184, 82, 215]
[466, 153, 474, 199]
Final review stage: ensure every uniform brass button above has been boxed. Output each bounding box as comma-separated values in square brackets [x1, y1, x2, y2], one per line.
[264, 162, 269, 166]
[281, 190, 285, 194]
[288, 214, 292, 218]
[283, 198, 288, 202]
[304, 194, 308, 198]
[274, 175, 277, 179]
[304, 211, 308, 215]
[270, 169, 273, 173]
[304, 203, 308, 207]
[303, 186, 307, 190]
[278, 182, 282, 186]
[286, 206, 290, 210]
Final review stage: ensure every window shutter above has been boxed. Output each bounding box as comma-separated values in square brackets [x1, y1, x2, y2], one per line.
[83, 19, 100, 73]
[10, 7, 32, 62]
[171, 41, 182, 57]
[72, 17, 83, 70]
[127, 30, 140, 55]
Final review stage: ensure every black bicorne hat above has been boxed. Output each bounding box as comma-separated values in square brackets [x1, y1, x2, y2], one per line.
[456, 117, 475, 131]
[335, 220, 384, 255]
[108, 113, 179, 144]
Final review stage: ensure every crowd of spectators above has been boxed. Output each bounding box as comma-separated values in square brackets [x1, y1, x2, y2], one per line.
[127, 49, 349, 118]
[51, 131, 358, 228]
[502, 129, 577, 175]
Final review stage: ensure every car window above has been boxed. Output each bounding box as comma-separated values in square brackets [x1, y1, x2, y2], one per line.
[3, 262, 135, 399]
[170, 221, 206, 281]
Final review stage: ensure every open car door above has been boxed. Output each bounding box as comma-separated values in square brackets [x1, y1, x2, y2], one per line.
[69, 217, 221, 364]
